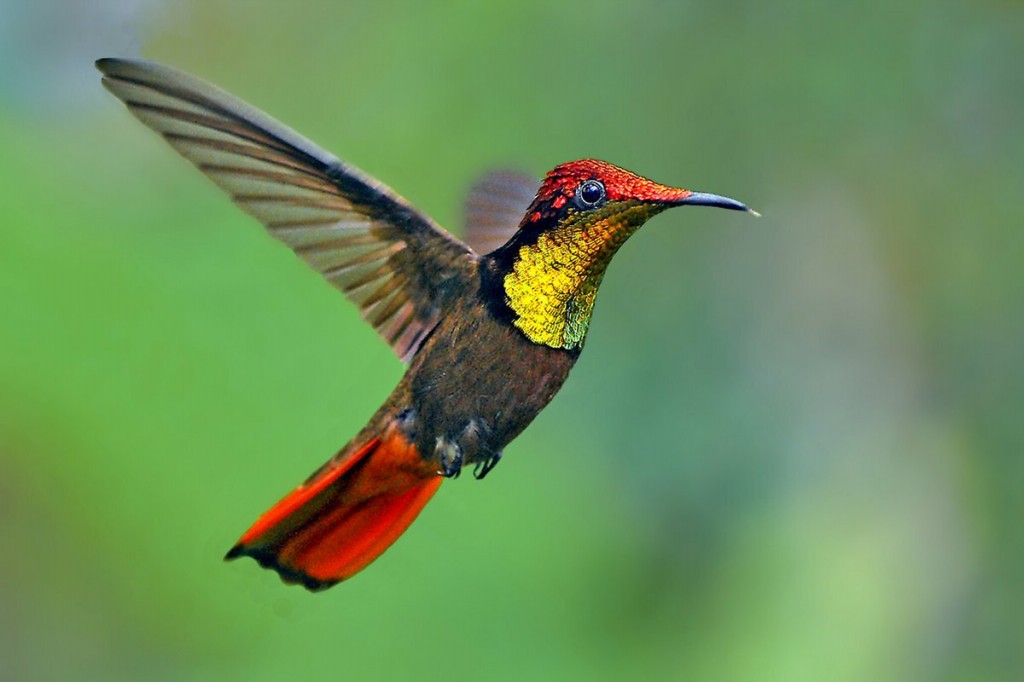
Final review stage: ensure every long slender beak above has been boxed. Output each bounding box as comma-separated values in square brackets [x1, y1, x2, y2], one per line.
[675, 191, 760, 217]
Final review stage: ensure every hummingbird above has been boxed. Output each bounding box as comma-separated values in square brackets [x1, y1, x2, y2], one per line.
[97, 58, 757, 591]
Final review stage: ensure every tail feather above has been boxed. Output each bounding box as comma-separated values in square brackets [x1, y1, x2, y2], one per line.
[226, 431, 442, 590]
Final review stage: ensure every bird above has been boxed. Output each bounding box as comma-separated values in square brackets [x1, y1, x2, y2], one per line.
[96, 58, 757, 591]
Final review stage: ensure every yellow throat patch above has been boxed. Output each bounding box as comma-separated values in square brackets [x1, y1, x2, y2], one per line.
[502, 202, 664, 350]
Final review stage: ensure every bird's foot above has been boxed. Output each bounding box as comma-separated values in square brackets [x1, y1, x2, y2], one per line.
[473, 451, 502, 480]
[437, 439, 463, 478]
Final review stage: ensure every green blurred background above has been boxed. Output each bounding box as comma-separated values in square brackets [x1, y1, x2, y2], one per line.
[1, 1, 1021, 680]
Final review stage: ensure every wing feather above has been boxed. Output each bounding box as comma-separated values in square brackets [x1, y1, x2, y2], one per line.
[462, 169, 539, 255]
[98, 58, 476, 362]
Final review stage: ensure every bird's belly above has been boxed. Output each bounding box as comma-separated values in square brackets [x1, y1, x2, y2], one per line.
[405, 311, 577, 465]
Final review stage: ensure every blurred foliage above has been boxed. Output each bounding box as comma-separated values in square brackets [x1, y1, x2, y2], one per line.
[1, 0, 1022, 680]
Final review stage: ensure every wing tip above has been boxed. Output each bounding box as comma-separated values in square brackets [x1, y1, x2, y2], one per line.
[95, 56, 144, 77]
[95, 57, 152, 99]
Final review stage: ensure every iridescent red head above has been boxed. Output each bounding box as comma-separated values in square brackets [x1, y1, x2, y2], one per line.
[520, 158, 755, 228]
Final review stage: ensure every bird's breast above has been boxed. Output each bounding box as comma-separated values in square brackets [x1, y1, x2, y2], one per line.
[402, 297, 578, 466]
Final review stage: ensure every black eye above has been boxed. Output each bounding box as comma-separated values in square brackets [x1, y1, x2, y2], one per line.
[576, 179, 605, 208]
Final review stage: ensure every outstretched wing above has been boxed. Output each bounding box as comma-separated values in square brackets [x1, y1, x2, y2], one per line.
[98, 58, 476, 362]
[462, 169, 539, 256]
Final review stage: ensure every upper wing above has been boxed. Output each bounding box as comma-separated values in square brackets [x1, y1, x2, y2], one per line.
[97, 58, 476, 362]
[462, 169, 539, 256]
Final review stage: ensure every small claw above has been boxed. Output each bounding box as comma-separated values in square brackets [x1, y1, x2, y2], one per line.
[473, 451, 502, 480]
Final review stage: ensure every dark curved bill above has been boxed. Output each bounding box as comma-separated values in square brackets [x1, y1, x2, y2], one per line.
[677, 191, 760, 216]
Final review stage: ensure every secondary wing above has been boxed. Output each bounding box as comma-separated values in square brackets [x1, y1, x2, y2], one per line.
[461, 169, 539, 256]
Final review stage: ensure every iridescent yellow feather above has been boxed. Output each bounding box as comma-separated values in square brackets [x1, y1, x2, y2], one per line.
[503, 202, 665, 349]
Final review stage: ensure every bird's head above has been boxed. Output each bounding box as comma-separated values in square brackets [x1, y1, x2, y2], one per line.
[488, 159, 756, 351]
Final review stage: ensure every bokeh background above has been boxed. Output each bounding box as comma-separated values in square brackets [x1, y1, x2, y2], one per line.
[1, 1, 1021, 680]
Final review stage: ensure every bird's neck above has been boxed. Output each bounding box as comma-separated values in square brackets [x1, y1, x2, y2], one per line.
[495, 202, 664, 350]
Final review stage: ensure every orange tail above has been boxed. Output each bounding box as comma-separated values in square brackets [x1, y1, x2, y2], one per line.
[225, 430, 442, 590]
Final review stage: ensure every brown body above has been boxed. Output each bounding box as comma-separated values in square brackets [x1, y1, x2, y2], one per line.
[357, 259, 577, 475]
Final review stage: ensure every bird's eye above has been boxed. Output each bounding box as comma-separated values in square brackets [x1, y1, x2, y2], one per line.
[576, 179, 606, 208]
